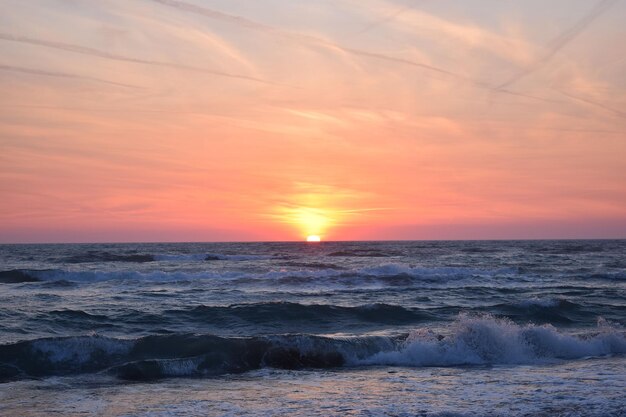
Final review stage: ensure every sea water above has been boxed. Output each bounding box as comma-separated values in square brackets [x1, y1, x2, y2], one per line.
[0, 240, 624, 416]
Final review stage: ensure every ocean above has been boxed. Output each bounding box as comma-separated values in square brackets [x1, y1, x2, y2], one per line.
[0, 240, 624, 416]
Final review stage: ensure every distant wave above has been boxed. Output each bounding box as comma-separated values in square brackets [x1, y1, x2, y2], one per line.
[536, 242, 608, 254]
[587, 271, 626, 281]
[489, 298, 584, 324]
[60, 251, 156, 263]
[1, 315, 623, 381]
[167, 302, 431, 325]
[0, 264, 502, 286]
[152, 253, 208, 261]
[2, 263, 623, 288]
[48, 309, 110, 321]
[278, 261, 345, 270]
[326, 249, 397, 257]
[0, 269, 41, 283]
[155, 253, 271, 261]
[54, 251, 271, 263]
[17, 303, 432, 336]
[9, 299, 619, 339]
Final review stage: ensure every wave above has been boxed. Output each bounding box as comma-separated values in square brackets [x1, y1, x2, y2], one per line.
[0, 269, 41, 283]
[60, 251, 155, 263]
[537, 242, 607, 254]
[18, 299, 619, 338]
[2, 263, 620, 288]
[514, 297, 574, 308]
[0, 264, 497, 285]
[52, 250, 273, 264]
[278, 261, 345, 270]
[167, 302, 431, 325]
[360, 315, 625, 367]
[22, 303, 431, 335]
[587, 271, 626, 281]
[459, 246, 501, 254]
[490, 298, 583, 324]
[153, 253, 209, 261]
[48, 309, 110, 321]
[155, 253, 270, 261]
[1, 315, 623, 381]
[0, 269, 251, 284]
[327, 249, 396, 257]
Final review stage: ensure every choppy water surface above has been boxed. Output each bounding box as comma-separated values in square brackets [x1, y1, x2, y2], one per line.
[0, 240, 624, 416]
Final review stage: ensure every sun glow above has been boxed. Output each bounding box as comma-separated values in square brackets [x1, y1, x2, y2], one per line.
[272, 182, 376, 241]
[276, 205, 334, 241]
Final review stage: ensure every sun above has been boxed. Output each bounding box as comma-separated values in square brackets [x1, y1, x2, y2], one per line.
[306, 235, 321, 242]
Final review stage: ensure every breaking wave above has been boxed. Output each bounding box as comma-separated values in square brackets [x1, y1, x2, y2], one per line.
[360, 315, 625, 367]
[1, 315, 623, 382]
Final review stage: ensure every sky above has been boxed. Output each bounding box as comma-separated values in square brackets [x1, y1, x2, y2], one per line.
[1, 0, 625, 243]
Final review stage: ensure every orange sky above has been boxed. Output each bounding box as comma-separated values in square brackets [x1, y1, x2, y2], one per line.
[1, 0, 625, 242]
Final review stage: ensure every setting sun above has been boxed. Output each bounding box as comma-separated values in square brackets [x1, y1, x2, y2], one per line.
[0, 1, 624, 415]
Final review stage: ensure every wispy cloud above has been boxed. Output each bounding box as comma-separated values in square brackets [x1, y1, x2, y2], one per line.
[0, 32, 277, 86]
[150, 0, 464, 78]
[344, 0, 537, 66]
[557, 89, 626, 119]
[147, 0, 461, 76]
[495, 0, 618, 90]
[146, 0, 558, 103]
[0, 64, 141, 89]
[1, 0, 623, 242]
[353, 3, 415, 35]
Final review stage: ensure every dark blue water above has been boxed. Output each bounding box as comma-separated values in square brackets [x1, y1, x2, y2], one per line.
[1, 240, 625, 416]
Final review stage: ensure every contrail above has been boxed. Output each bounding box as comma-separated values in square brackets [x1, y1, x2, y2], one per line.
[149, 0, 277, 32]
[0, 32, 277, 86]
[0, 64, 141, 89]
[354, 5, 414, 35]
[145, 0, 560, 104]
[147, 0, 458, 76]
[557, 89, 626, 119]
[339, 45, 467, 80]
[496, 0, 618, 90]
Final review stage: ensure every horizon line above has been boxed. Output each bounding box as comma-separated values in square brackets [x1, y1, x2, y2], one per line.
[1, 237, 624, 245]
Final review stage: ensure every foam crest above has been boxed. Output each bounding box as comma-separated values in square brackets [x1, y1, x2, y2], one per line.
[1, 318, 624, 381]
[360, 315, 626, 367]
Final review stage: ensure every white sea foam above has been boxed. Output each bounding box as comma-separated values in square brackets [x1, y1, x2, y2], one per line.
[358, 315, 626, 367]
